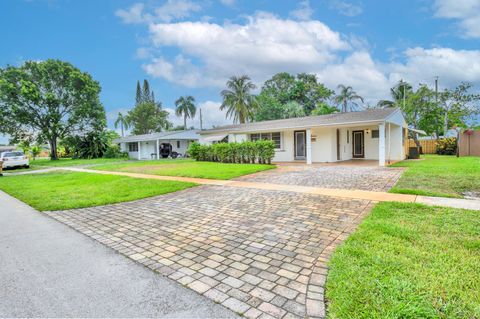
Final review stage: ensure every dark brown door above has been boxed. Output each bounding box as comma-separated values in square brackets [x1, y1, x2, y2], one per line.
[352, 130, 364, 158]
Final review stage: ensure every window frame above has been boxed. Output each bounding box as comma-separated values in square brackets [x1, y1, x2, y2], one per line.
[128, 142, 138, 152]
[371, 130, 380, 139]
[249, 132, 282, 149]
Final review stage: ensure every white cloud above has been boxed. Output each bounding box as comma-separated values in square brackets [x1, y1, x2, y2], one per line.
[329, 0, 363, 17]
[144, 12, 350, 87]
[115, 0, 201, 24]
[120, 7, 480, 106]
[389, 47, 480, 88]
[434, 0, 480, 38]
[289, 0, 314, 21]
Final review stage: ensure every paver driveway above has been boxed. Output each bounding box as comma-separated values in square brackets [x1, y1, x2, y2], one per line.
[237, 164, 404, 192]
[46, 184, 374, 319]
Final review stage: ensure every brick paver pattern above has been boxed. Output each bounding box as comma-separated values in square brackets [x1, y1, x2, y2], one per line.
[237, 166, 404, 192]
[46, 185, 372, 319]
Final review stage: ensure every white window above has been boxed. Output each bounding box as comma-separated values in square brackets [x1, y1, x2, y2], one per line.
[372, 130, 380, 138]
[250, 132, 282, 149]
[128, 142, 138, 152]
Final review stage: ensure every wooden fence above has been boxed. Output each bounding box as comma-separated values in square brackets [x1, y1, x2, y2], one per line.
[459, 131, 480, 156]
[408, 139, 437, 154]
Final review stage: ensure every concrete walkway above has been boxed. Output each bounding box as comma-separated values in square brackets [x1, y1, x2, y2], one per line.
[60, 167, 480, 210]
[0, 190, 236, 318]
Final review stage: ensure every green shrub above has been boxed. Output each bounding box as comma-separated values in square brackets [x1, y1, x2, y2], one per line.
[436, 137, 457, 155]
[187, 140, 275, 164]
[103, 145, 128, 158]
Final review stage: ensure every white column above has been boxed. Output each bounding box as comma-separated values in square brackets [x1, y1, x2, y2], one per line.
[156, 139, 159, 160]
[306, 129, 312, 164]
[379, 123, 386, 166]
[137, 142, 141, 160]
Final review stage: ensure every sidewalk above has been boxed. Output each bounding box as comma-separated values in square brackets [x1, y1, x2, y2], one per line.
[0, 190, 236, 318]
[60, 167, 480, 211]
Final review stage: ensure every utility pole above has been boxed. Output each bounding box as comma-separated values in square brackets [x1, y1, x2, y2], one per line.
[434, 76, 439, 139]
[199, 108, 203, 130]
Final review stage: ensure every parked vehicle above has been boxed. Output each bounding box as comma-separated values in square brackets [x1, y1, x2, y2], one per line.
[159, 143, 180, 159]
[0, 151, 30, 169]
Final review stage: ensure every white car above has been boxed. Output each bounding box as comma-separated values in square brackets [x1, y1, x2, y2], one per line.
[1, 151, 30, 169]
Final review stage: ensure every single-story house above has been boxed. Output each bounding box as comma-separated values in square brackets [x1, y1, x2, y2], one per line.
[199, 108, 408, 166]
[114, 130, 200, 160]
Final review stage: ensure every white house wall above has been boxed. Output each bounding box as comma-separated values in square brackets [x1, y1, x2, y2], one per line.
[123, 139, 192, 159]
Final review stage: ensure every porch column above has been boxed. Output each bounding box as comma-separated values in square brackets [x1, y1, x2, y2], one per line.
[156, 139, 159, 160]
[306, 129, 312, 164]
[137, 141, 141, 160]
[379, 123, 386, 166]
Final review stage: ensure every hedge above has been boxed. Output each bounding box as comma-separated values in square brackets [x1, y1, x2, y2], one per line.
[435, 137, 457, 155]
[188, 140, 275, 164]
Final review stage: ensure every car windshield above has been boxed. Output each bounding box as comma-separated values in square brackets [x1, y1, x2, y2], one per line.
[3, 152, 24, 157]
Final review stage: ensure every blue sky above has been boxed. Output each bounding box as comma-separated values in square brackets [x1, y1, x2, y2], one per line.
[1, 0, 479, 143]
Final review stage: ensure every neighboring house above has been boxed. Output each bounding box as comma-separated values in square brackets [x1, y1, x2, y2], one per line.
[114, 130, 200, 160]
[199, 108, 408, 166]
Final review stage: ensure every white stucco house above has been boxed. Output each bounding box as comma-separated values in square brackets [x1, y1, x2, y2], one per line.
[199, 108, 408, 166]
[114, 130, 200, 160]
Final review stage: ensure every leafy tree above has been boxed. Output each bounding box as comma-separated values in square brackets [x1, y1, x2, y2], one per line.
[311, 103, 339, 115]
[30, 144, 41, 160]
[335, 84, 364, 112]
[438, 82, 480, 135]
[0, 59, 106, 160]
[175, 95, 196, 129]
[127, 79, 171, 134]
[114, 112, 130, 137]
[254, 72, 334, 121]
[377, 80, 413, 108]
[127, 102, 170, 134]
[221, 75, 258, 124]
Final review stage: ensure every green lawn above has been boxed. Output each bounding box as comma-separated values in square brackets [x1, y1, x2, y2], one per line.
[0, 171, 196, 211]
[390, 155, 480, 198]
[326, 202, 480, 319]
[31, 157, 130, 167]
[93, 159, 275, 180]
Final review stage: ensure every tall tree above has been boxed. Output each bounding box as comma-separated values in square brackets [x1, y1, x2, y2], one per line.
[135, 80, 142, 105]
[114, 112, 130, 137]
[175, 96, 196, 129]
[127, 101, 171, 134]
[220, 75, 258, 124]
[335, 85, 364, 112]
[142, 79, 151, 103]
[0, 59, 106, 160]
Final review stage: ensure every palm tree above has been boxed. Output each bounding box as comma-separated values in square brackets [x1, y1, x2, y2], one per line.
[377, 80, 413, 108]
[114, 112, 130, 137]
[175, 96, 196, 129]
[335, 84, 364, 112]
[220, 75, 258, 124]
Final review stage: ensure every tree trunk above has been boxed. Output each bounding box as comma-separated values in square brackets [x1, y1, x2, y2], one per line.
[121, 123, 124, 137]
[443, 111, 449, 137]
[49, 138, 58, 160]
[184, 115, 187, 130]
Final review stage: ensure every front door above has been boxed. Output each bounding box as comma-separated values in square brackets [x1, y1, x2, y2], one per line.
[352, 130, 364, 158]
[294, 130, 306, 160]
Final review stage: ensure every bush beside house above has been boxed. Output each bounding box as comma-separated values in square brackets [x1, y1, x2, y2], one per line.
[435, 137, 457, 155]
[188, 140, 275, 164]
